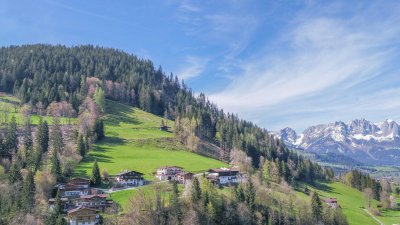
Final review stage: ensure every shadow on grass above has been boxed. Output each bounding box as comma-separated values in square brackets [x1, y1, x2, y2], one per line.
[295, 181, 339, 195]
[97, 136, 126, 146]
[104, 100, 143, 127]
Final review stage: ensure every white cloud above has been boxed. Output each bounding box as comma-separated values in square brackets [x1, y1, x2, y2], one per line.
[177, 56, 208, 80]
[209, 4, 400, 119]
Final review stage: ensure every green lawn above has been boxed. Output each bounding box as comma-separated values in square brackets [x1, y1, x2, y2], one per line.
[74, 100, 226, 180]
[297, 182, 400, 225]
[297, 182, 379, 225]
[0, 95, 76, 125]
[110, 183, 182, 211]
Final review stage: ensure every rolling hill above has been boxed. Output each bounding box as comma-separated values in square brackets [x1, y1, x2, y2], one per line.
[73, 99, 227, 180]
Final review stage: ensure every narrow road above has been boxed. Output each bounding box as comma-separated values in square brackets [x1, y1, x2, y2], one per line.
[363, 208, 384, 225]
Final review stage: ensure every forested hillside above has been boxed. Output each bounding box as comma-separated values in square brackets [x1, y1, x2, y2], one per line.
[0, 44, 331, 183]
[0, 45, 342, 225]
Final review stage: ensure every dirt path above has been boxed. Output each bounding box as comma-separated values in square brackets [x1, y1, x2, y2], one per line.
[363, 208, 384, 225]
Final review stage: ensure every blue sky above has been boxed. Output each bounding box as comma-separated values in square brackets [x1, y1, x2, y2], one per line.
[1, 0, 400, 132]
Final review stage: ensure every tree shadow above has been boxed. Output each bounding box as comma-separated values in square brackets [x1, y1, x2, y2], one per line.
[104, 100, 142, 127]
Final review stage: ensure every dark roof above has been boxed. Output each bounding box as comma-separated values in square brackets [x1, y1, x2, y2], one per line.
[67, 206, 99, 214]
[325, 198, 338, 203]
[158, 166, 183, 170]
[208, 168, 239, 173]
[69, 177, 90, 183]
[80, 194, 108, 199]
[116, 170, 144, 176]
[62, 184, 88, 191]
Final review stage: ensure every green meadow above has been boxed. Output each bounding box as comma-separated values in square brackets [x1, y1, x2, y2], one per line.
[297, 182, 400, 225]
[0, 95, 77, 125]
[74, 100, 227, 179]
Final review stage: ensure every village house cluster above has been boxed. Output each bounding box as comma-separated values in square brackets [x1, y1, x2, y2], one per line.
[55, 166, 246, 225]
[50, 178, 110, 225]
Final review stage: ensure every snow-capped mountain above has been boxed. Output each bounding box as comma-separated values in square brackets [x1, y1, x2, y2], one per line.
[276, 119, 400, 165]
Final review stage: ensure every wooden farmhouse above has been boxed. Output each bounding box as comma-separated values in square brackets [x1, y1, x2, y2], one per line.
[175, 172, 194, 184]
[114, 170, 145, 186]
[325, 198, 339, 208]
[74, 194, 109, 210]
[207, 168, 240, 185]
[155, 166, 183, 181]
[58, 177, 90, 198]
[67, 206, 100, 225]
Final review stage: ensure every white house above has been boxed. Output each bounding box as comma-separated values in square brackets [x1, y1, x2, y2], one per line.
[67, 206, 99, 225]
[114, 170, 144, 186]
[207, 168, 240, 185]
[155, 166, 183, 181]
[325, 198, 339, 208]
[58, 177, 91, 198]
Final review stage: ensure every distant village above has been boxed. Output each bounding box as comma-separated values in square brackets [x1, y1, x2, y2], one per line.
[52, 165, 250, 225]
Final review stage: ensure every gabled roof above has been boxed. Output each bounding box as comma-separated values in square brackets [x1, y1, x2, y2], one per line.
[116, 170, 144, 176]
[62, 184, 88, 191]
[325, 198, 338, 203]
[80, 194, 108, 199]
[208, 168, 239, 173]
[67, 206, 99, 214]
[176, 172, 194, 176]
[69, 177, 90, 183]
[158, 166, 183, 170]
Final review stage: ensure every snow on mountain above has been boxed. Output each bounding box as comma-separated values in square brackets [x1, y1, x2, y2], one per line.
[275, 119, 400, 165]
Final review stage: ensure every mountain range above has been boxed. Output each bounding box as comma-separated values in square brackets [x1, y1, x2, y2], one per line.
[274, 118, 400, 166]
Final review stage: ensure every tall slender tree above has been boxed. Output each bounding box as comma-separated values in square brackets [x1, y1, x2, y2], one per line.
[91, 159, 101, 186]
[311, 191, 322, 221]
[20, 170, 36, 212]
[77, 134, 86, 156]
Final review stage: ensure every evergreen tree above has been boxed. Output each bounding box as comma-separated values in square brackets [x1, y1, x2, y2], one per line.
[170, 181, 182, 225]
[50, 150, 62, 181]
[7, 162, 22, 184]
[311, 191, 323, 221]
[4, 116, 18, 158]
[91, 159, 101, 186]
[23, 121, 33, 153]
[20, 170, 35, 212]
[77, 134, 86, 156]
[191, 177, 202, 203]
[36, 118, 49, 153]
[51, 117, 64, 153]
[94, 119, 105, 140]
[245, 181, 256, 211]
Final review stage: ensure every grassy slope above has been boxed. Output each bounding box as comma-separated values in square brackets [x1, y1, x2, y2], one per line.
[297, 182, 400, 225]
[74, 100, 227, 180]
[0, 95, 77, 125]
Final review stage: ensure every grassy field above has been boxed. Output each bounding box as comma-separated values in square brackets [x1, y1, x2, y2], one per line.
[0, 95, 77, 125]
[74, 99, 226, 190]
[297, 182, 400, 225]
[109, 182, 184, 211]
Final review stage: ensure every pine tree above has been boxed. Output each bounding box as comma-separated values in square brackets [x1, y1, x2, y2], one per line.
[245, 181, 256, 211]
[23, 121, 33, 153]
[311, 191, 323, 221]
[170, 181, 182, 225]
[94, 119, 105, 140]
[77, 134, 86, 156]
[36, 118, 49, 153]
[191, 177, 202, 203]
[8, 162, 22, 184]
[4, 116, 18, 158]
[50, 150, 62, 181]
[20, 170, 35, 212]
[91, 159, 101, 186]
[51, 117, 64, 153]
